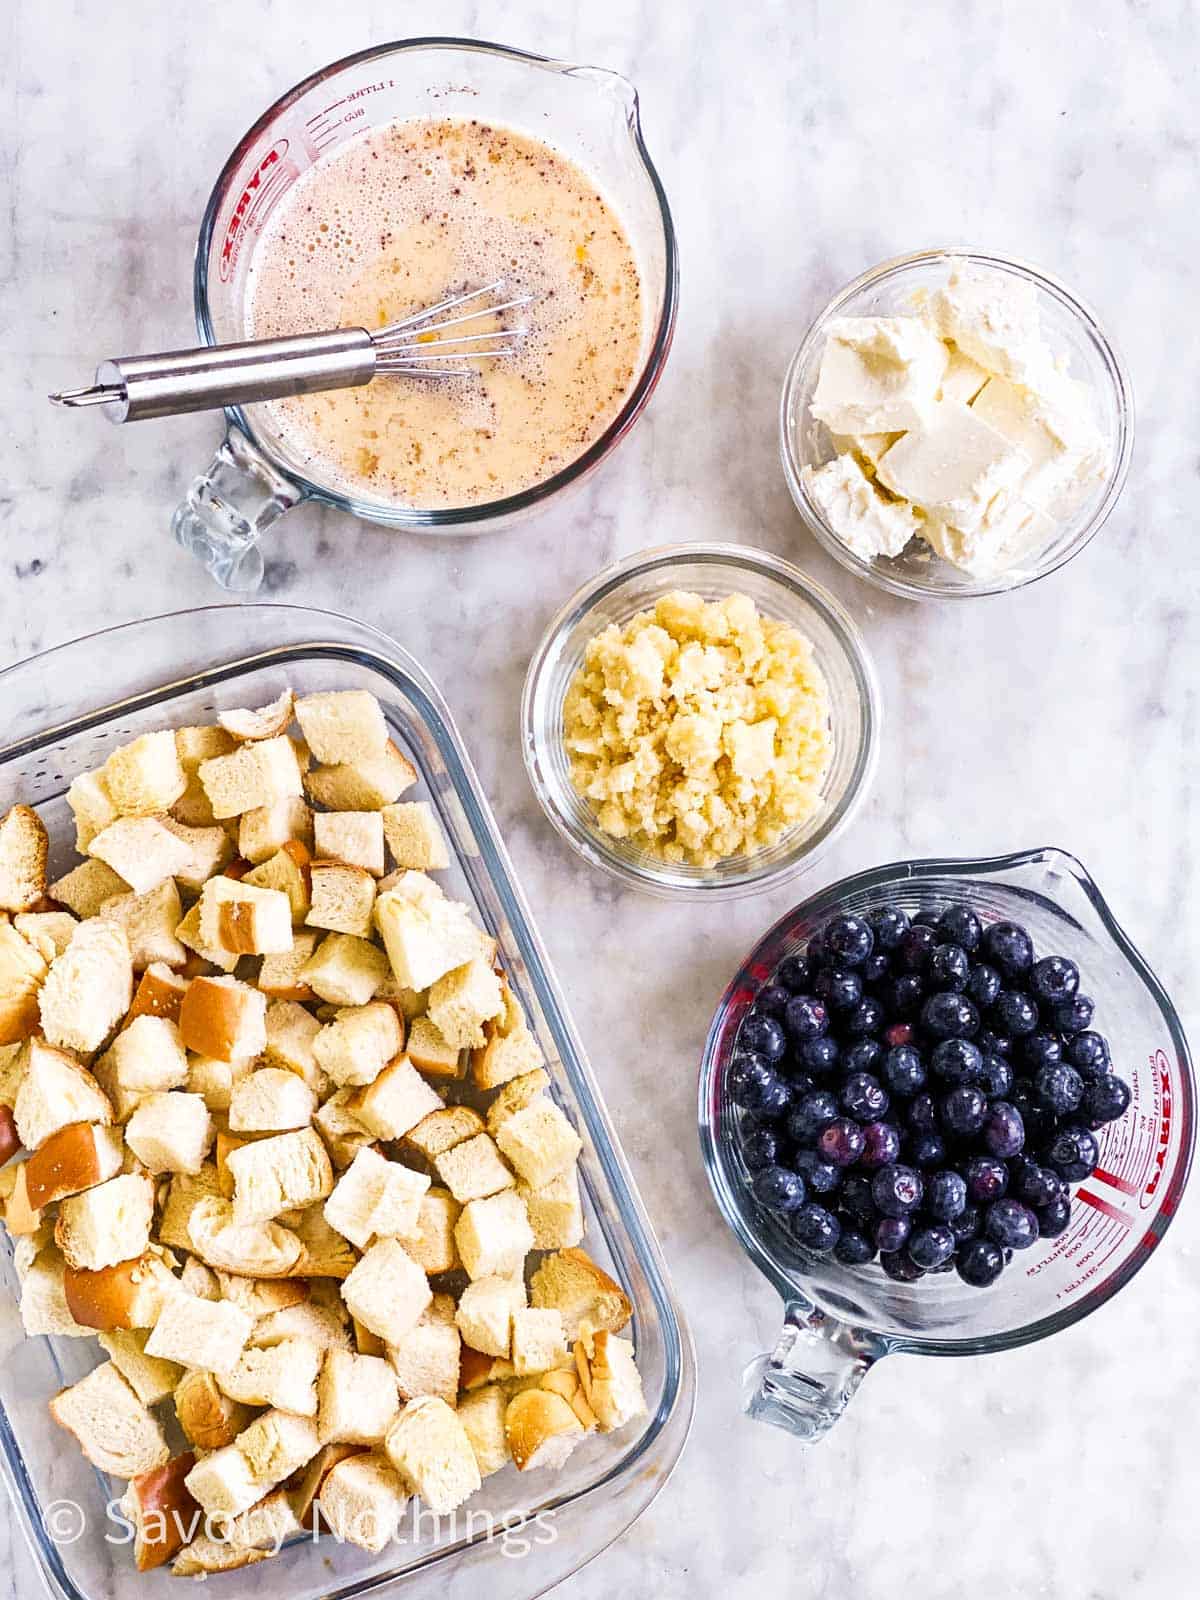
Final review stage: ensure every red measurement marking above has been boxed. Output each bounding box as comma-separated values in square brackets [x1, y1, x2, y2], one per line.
[1075, 1188, 1131, 1228]
[1141, 1050, 1173, 1208]
[219, 139, 289, 282]
[1092, 1165, 1139, 1197]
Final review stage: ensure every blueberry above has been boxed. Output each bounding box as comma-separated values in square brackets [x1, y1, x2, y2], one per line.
[977, 1054, 1014, 1098]
[754, 983, 791, 1020]
[739, 1012, 787, 1062]
[785, 1090, 839, 1144]
[964, 1155, 1009, 1203]
[897, 925, 937, 973]
[1030, 956, 1079, 1006]
[875, 1215, 911, 1253]
[907, 1131, 946, 1168]
[940, 1084, 988, 1137]
[869, 906, 911, 951]
[931, 1037, 983, 1083]
[860, 1120, 902, 1169]
[992, 990, 1039, 1038]
[794, 1148, 842, 1195]
[907, 1092, 938, 1133]
[731, 1057, 789, 1114]
[1047, 1125, 1100, 1181]
[784, 994, 829, 1042]
[840, 1072, 889, 1122]
[742, 1126, 781, 1172]
[814, 966, 864, 1011]
[938, 904, 983, 952]
[780, 1068, 816, 1097]
[842, 1038, 883, 1075]
[883, 1045, 927, 1097]
[799, 1035, 841, 1075]
[908, 1224, 956, 1269]
[950, 1204, 982, 1244]
[1051, 995, 1094, 1035]
[861, 952, 891, 986]
[845, 997, 885, 1037]
[981, 1100, 1025, 1159]
[975, 1027, 1012, 1059]
[1013, 1161, 1064, 1209]
[921, 991, 979, 1041]
[1037, 1195, 1072, 1237]
[839, 1173, 876, 1225]
[883, 1021, 915, 1049]
[886, 974, 926, 1019]
[881, 1250, 925, 1282]
[834, 1228, 876, 1266]
[1082, 1074, 1132, 1125]
[822, 914, 875, 968]
[752, 1164, 807, 1213]
[1034, 1062, 1085, 1116]
[984, 1198, 1038, 1250]
[1067, 1031, 1111, 1077]
[982, 920, 1034, 978]
[925, 1168, 968, 1222]
[956, 1237, 1005, 1286]
[966, 962, 1002, 1008]
[792, 1203, 842, 1253]
[1022, 1032, 1064, 1073]
[871, 1163, 924, 1217]
[776, 954, 811, 992]
[912, 904, 944, 929]
[817, 1117, 866, 1167]
[929, 943, 970, 991]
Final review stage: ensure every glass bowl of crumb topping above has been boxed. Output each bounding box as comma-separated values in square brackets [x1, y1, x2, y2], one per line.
[780, 249, 1134, 600]
[521, 543, 880, 899]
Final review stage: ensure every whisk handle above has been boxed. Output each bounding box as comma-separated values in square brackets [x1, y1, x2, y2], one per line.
[68, 329, 376, 422]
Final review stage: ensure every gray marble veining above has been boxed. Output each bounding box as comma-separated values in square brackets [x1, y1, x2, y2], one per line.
[3, 0, 1198, 1596]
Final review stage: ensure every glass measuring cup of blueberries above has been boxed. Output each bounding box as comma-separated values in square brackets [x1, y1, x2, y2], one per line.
[699, 848, 1194, 1441]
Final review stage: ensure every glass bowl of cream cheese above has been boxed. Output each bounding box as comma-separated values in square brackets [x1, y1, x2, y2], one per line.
[779, 249, 1134, 599]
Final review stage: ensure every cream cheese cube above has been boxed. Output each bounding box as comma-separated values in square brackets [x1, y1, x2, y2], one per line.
[937, 344, 990, 406]
[828, 431, 901, 473]
[801, 455, 921, 561]
[969, 377, 1083, 512]
[810, 316, 948, 433]
[930, 260, 1049, 385]
[875, 401, 1029, 534]
[925, 496, 1056, 577]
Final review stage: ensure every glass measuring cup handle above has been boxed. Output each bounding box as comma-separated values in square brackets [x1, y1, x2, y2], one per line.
[172, 425, 305, 591]
[743, 1292, 891, 1441]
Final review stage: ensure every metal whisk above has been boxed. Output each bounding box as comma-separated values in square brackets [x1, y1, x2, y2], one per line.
[48, 280, 531, 424]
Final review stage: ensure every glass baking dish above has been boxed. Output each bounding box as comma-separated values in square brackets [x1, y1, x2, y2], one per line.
[0, 604, 695, 1600]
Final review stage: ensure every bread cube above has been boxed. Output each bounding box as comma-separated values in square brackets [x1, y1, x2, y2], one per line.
[519, 1167, 584, 1250]
[403, 1186, 461, 1275]
[295, 691, 387, 765]
[25, 1121, 124, 1208]
[61, 1247, 179, 1333]
[457, 1384, 510, 1477]
[14, 1039, 113, 1150]
[317, 1453, 408, 1554]
[314, 811, 385, 876]
[187, 1053, 250, 1114]
[342, 1238, 431, 1342]
[511, 1307, 569, 1376]
[575, 1329, 646, 1431]
[435, 1133, 514, 1203]
[125, 1091, 214, 1173]
[174, 1370, 254, 1453]
[317, 1348, 399, 1444]
[227, 1126, 333, 1223]
[199, 876, 294, 956]
[529, 1247, 633, 1338]
[313, 1088, 373, 1169]
[99, 880, 187, 970]
[485, 1068, 551, 1134]
[495, 1099, 582, 1189]
[48, 858, 127, 921]
[67, 771, 120, 853]
[312, 1001, 401, 1088]
[404, 1016, 462, 1079]
[122, 963, 188, 1029]
[402, 1104, 484, 1163]
[154, 1163, 221, 1253]
[471, 1021, 544, 1091]
[55, 1172, 155, 1270]
[0, 921, 46, 1045]
[238, 796, 313, 865]
[214, 1271, 306, 1317]
[103, 731, 187, 816]
[159, 817, 234, 891]
[454, 1190, 534, 1281]
[258, 931, 320, 1000]
[304, 738, 418, 811]
[219, 1337, 320, 1415]
[384, 1397, 480, 1514]
[179, 976, 267, 1062]
[176, 724, 237, 771]
[243, 841, 311, 924]
[504, 1388, 584, 1472]
[324, 1147, 430, 1251]
[375, 889, 481, 992]
[220, 1487, 302, 1557]
[174, 901, 238, 974]
[263, 997, 323, 1086]
[299, 931, 388, 1005]
[240, 1409, 323, 1486]
[20, 1245, 94, 1337]
[97, 1326, 183, 1407]
[306, 861, 377, 938]
[39, 918, 133, 1054]
[254, 1299, 352, 1352]
[455, 1274, 526, 1359]
[184, 1443, 263, 1520]
[0, 804, 47, 912]
[119, 1454, 204, 1573]
[199, 737, 303, 820]
[145, 1290, 252, 1372]
[387, 1321, 460, 1405]
[107, 1013, 189, 1095]
[348, 1054, 442, 1140]
[217, 687, 294, 743]
[87, 820, 185, 900]
[229, 1067, 316, 1132]
[14, 909, 78, 963]
[50, 1360, 170, 1478]
[380, 801, 449, 872]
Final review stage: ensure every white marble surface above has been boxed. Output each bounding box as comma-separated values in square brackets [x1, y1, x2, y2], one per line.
[5, 0, 1199, 1595]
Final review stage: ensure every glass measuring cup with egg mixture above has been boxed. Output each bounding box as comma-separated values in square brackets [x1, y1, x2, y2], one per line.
[173, 38, 678, 588]
[699, 849, 1194, 1441]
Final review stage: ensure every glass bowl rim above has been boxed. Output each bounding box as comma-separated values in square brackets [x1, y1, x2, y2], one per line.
[192, 35, 680, 530]
[697, 845, 1195, 1357]
[778, 246, 1136, 600]
[520, 540, 881, 901]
